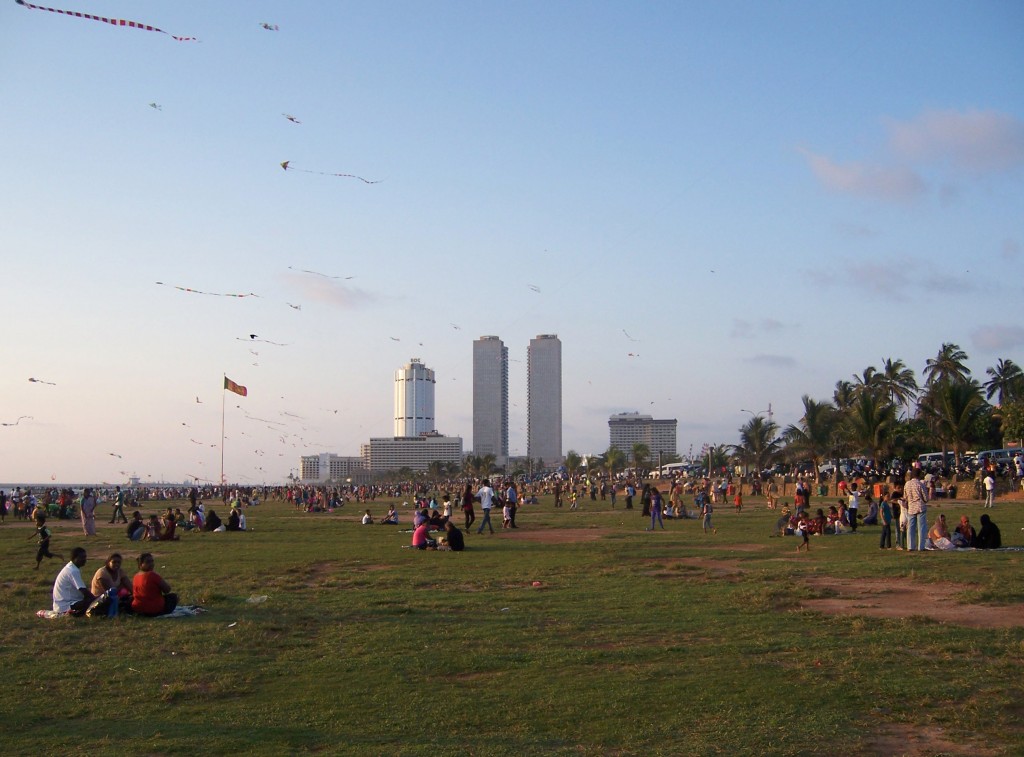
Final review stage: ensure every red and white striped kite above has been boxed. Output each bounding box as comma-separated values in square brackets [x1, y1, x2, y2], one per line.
[14, 0, 198, 42]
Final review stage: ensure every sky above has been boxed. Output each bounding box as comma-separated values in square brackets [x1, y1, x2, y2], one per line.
[1, 1, 1022, 484]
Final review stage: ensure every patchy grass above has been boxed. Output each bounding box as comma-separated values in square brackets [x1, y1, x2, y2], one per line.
[0, 494, 1022, 755]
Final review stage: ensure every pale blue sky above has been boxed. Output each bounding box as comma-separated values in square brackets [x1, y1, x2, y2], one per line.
[2, 1, 1022, 483]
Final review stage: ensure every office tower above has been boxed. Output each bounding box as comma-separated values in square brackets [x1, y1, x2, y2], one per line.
[527, 334, 562, 464]
[473, 336, 508, 462]
[608, 412, 678, 460]
[394, 358, 435, 437]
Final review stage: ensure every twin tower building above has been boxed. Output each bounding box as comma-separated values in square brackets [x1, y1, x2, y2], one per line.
[394, 335, 562, 466]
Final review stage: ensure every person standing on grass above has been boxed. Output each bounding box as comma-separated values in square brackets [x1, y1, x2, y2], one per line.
[461, 482, 476, 531]
[701, 495, 716, 535]
[476, 479, 495, 535]
[648, 488, 665, 530]
[983, 471, 995, 508]
[505, 481, 518, 528]
[878, 493, 893, 550]
[80, 488, 97, 537]
[624, 481, 635, 510]
[904, 470, 928, 551]
[847, 483, 860, 532]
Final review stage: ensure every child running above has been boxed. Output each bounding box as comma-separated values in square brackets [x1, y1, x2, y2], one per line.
[30, 515, 63, 569]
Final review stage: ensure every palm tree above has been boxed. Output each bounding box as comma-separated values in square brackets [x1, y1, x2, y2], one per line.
[706, 444, 730, 475]
[843, 392, 898, 468]
[880, 357, 919, 417]
[833, 380, 856, 412]
[426, 461, 446, 481]
[984, 358, 1024, 406]
[731, 416, 781, 474]
[631, 443, 650, 476]
[781, 396, 839, 483]
[564, 450, 582, 483]
[924, 342, 971, 386]
[852, 366, 883, 397]
[603, 446, 626, 480]
[920, 380, 988, 461]
[478, 454, 496, 477]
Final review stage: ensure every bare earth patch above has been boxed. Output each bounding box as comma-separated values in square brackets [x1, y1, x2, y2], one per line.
[800, 576, 1023, 629]
[860, 723, 1000, 757]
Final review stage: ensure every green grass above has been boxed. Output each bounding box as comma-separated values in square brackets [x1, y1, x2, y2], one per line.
[2, 495, 1022, 756]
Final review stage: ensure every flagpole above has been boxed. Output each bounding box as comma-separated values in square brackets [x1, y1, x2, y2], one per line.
[221, 374, 226, 489]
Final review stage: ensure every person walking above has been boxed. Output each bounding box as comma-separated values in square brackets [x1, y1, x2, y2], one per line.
[109, 486, 128, 524]
[476, 479, 495, 535]
[505, 481, 518, 528]
[701, 493, 716, 535]
[904, 470, 928, 551]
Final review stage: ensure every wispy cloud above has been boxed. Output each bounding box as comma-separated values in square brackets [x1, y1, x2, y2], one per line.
[887, 109, 1024, 175]
[807, 257, 975, 298]
[800, 149, 925, 200]
[971, 325, 1024, 352]
[802, 108, 1024, 203]
[282, 272, 375, 309]
[731, 318, 790, 339]
[744, 354, 797, 368]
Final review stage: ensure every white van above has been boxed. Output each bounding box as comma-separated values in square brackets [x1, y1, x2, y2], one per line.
[977, 448, 1020, 467]
[917, 452, 952, 468]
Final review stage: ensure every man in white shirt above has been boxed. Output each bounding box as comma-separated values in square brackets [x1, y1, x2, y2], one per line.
[52, 547, 92, 616]
[476, 479, 495, 535]
[983, 473, 996, 508]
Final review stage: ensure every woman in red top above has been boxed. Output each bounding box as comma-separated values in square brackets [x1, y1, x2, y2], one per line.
[131, 553, 178, 616]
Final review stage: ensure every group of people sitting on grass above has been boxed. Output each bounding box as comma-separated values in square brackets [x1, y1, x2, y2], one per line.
[772, 489, 1003, 551]
[125, 503, 247, 540]
[52, 548, 178, 618]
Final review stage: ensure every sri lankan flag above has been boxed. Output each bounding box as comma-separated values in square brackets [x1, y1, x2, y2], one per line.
[224, 376, 247, 397]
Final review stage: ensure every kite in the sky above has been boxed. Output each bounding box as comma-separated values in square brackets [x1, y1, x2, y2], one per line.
[149, 102, 162, 111]
[259, 22, 278, 31]
[450, 323, 461, 330]
[528, 284, 541, 293]
[1, 416, 32, 427]
[282, 113, 300, 124]
[286, 303, 301, 310]
[196, 396, 202, 404]
[280, 161, 381, 184]
[157, 282, 259, 298]
[287, 265, 353, 280]
[14, 0, 199, 41]
[389, 336, 400, 342]
[627, 353, 640, 358]
[623, 329, 640, 342]
[237, 334, 289, 346]
[108, 452, 122, 459]
[28, 377, 56, 385]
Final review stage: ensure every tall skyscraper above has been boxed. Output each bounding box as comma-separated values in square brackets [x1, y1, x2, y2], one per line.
[473, 336, 508, 462]
[527, 334, 562, 464]
[394, 358, 435, 437]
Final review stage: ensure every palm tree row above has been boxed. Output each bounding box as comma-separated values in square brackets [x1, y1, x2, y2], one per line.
[731, 345, 1024, 480]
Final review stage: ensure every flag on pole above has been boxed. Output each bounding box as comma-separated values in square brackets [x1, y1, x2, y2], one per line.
[224, 376, 247, 397]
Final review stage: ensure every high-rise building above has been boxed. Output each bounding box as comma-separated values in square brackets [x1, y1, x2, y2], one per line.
[473, 335, 508, 462]
[608, 412, 677, 461]
[394, 358, 435, 437]
[527, 334, 562, 465]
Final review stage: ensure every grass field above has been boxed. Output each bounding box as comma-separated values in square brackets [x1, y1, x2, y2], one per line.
[2, 493, 1022, 756]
